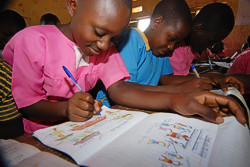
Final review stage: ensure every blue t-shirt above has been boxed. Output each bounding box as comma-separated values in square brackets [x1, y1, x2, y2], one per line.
[96, 28, 173, 106]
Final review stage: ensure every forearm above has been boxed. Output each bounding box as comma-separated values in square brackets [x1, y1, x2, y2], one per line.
[19, 100, 68, 119]
[108, 81, 174, 111]
[159, 74, 196, 85]
[124, 82, 198, 93]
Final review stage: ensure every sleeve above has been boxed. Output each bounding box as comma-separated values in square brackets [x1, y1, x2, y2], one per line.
[117, 29, 140, 83]
[98, 45, 130, 89]
[3, 29, 47, 108]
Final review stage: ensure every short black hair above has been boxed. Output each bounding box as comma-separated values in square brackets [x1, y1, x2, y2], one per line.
[118, 0, 132, 11]
[193, 3, 234, 41]
[40, 13, 61, 25]
[0, 10, 26, 30]
[247, 35, 250, 45]
[151, 0, 192, 27]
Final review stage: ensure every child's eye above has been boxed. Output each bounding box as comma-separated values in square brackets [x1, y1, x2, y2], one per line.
[94, 29, 105, 38]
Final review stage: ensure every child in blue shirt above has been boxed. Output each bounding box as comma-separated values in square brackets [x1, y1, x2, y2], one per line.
[96, 0, 246, 125]
[97, 0, 213, 106]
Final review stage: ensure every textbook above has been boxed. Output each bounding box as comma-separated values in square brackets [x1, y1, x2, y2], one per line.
[211, 87, 250, 127]
[33, 106, 250, 167]
[0, 139, 77, 167]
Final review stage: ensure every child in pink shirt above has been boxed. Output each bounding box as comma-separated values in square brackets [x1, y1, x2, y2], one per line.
[169, 3, 234, 76]
[3, 0, 246, 132]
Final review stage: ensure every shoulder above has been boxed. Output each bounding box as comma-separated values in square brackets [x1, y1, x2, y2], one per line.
[120, 28, 145, 43]
[236, 48, 250, 61]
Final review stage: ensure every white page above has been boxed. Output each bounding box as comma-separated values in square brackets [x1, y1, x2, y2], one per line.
[83, 113, 219, 167]
[15, 152, 78, 167]
[209, 116, 250, 167]
[0, 139, 40, 167]
[33, 106, 148, 165]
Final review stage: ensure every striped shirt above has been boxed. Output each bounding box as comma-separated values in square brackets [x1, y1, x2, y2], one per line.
[0, 58, 21, 121]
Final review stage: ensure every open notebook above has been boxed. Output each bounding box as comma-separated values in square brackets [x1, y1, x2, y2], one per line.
[211, 87, 250, 127]
[33, 106, 250, 167]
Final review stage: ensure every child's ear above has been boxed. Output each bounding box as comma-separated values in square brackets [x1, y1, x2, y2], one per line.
[151, 15, 163, 30]
[66, 0, 78, 16]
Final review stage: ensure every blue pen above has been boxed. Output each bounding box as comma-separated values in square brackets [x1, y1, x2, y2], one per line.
[191, 65, 200, 78]
[62, 66, 84, 92]
[62, 66, 101, 115]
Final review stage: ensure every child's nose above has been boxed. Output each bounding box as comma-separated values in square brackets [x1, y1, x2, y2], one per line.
[97, 37, 110, 51]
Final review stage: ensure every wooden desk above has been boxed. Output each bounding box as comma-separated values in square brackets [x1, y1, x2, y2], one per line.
[13, 105, 154, 165]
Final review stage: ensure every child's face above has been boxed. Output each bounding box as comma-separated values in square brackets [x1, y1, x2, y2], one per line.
[148, 21, 190, 57]
[190, 30, 218, 55]
[68, 0, 130, 57]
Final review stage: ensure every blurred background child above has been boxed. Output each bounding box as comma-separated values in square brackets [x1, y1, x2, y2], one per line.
[168, 3, 234, 76]
[0, 9, 26, 139]
[40, 13, 61, 26]
[0, 9, 26, 58]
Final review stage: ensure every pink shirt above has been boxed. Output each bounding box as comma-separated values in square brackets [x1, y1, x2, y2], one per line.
[169, 42, 195, 76]
[227, 48, 250, 74]
[3, 25, 130, 109]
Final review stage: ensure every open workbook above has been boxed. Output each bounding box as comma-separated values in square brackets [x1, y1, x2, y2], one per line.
[0, 139, 77, 167]
[33, 106, 250, 167]
[211, 87, 250, 127]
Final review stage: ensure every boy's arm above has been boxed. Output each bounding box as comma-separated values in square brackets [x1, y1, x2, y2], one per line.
[108, 80, 246, 125]
[159, 74, 195, 85]
[200, 72, 245, 94]
[160, 73, 245, 94]
[125, 78, 212, 93]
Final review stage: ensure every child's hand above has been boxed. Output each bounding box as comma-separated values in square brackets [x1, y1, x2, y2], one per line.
[93, 100, 102, 115]
[208, 73, 245, 94]
[66, 92, 101, 122]
[170, 91, 246, 125]
[176, 78, 213, 92]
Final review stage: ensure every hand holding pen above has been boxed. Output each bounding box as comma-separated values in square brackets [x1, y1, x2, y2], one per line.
[62, 66, 102, 121]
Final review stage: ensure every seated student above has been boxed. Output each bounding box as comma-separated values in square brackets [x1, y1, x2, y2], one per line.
[0, 9, 26, 139]
[97, 0, 194, 106]
[97, 0, 244, 106]
[40, 13, 61, 25]
[227, 36, 250, 95]
[3, 0, 246, 134]
[0, 10, 26, 59]
[168, 3, 234, 76]
[0, 59, 24, 139]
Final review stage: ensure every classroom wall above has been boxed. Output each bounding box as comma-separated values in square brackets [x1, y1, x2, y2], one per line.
[7, 0, 70, 25]
[6, 0, 250, 55]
